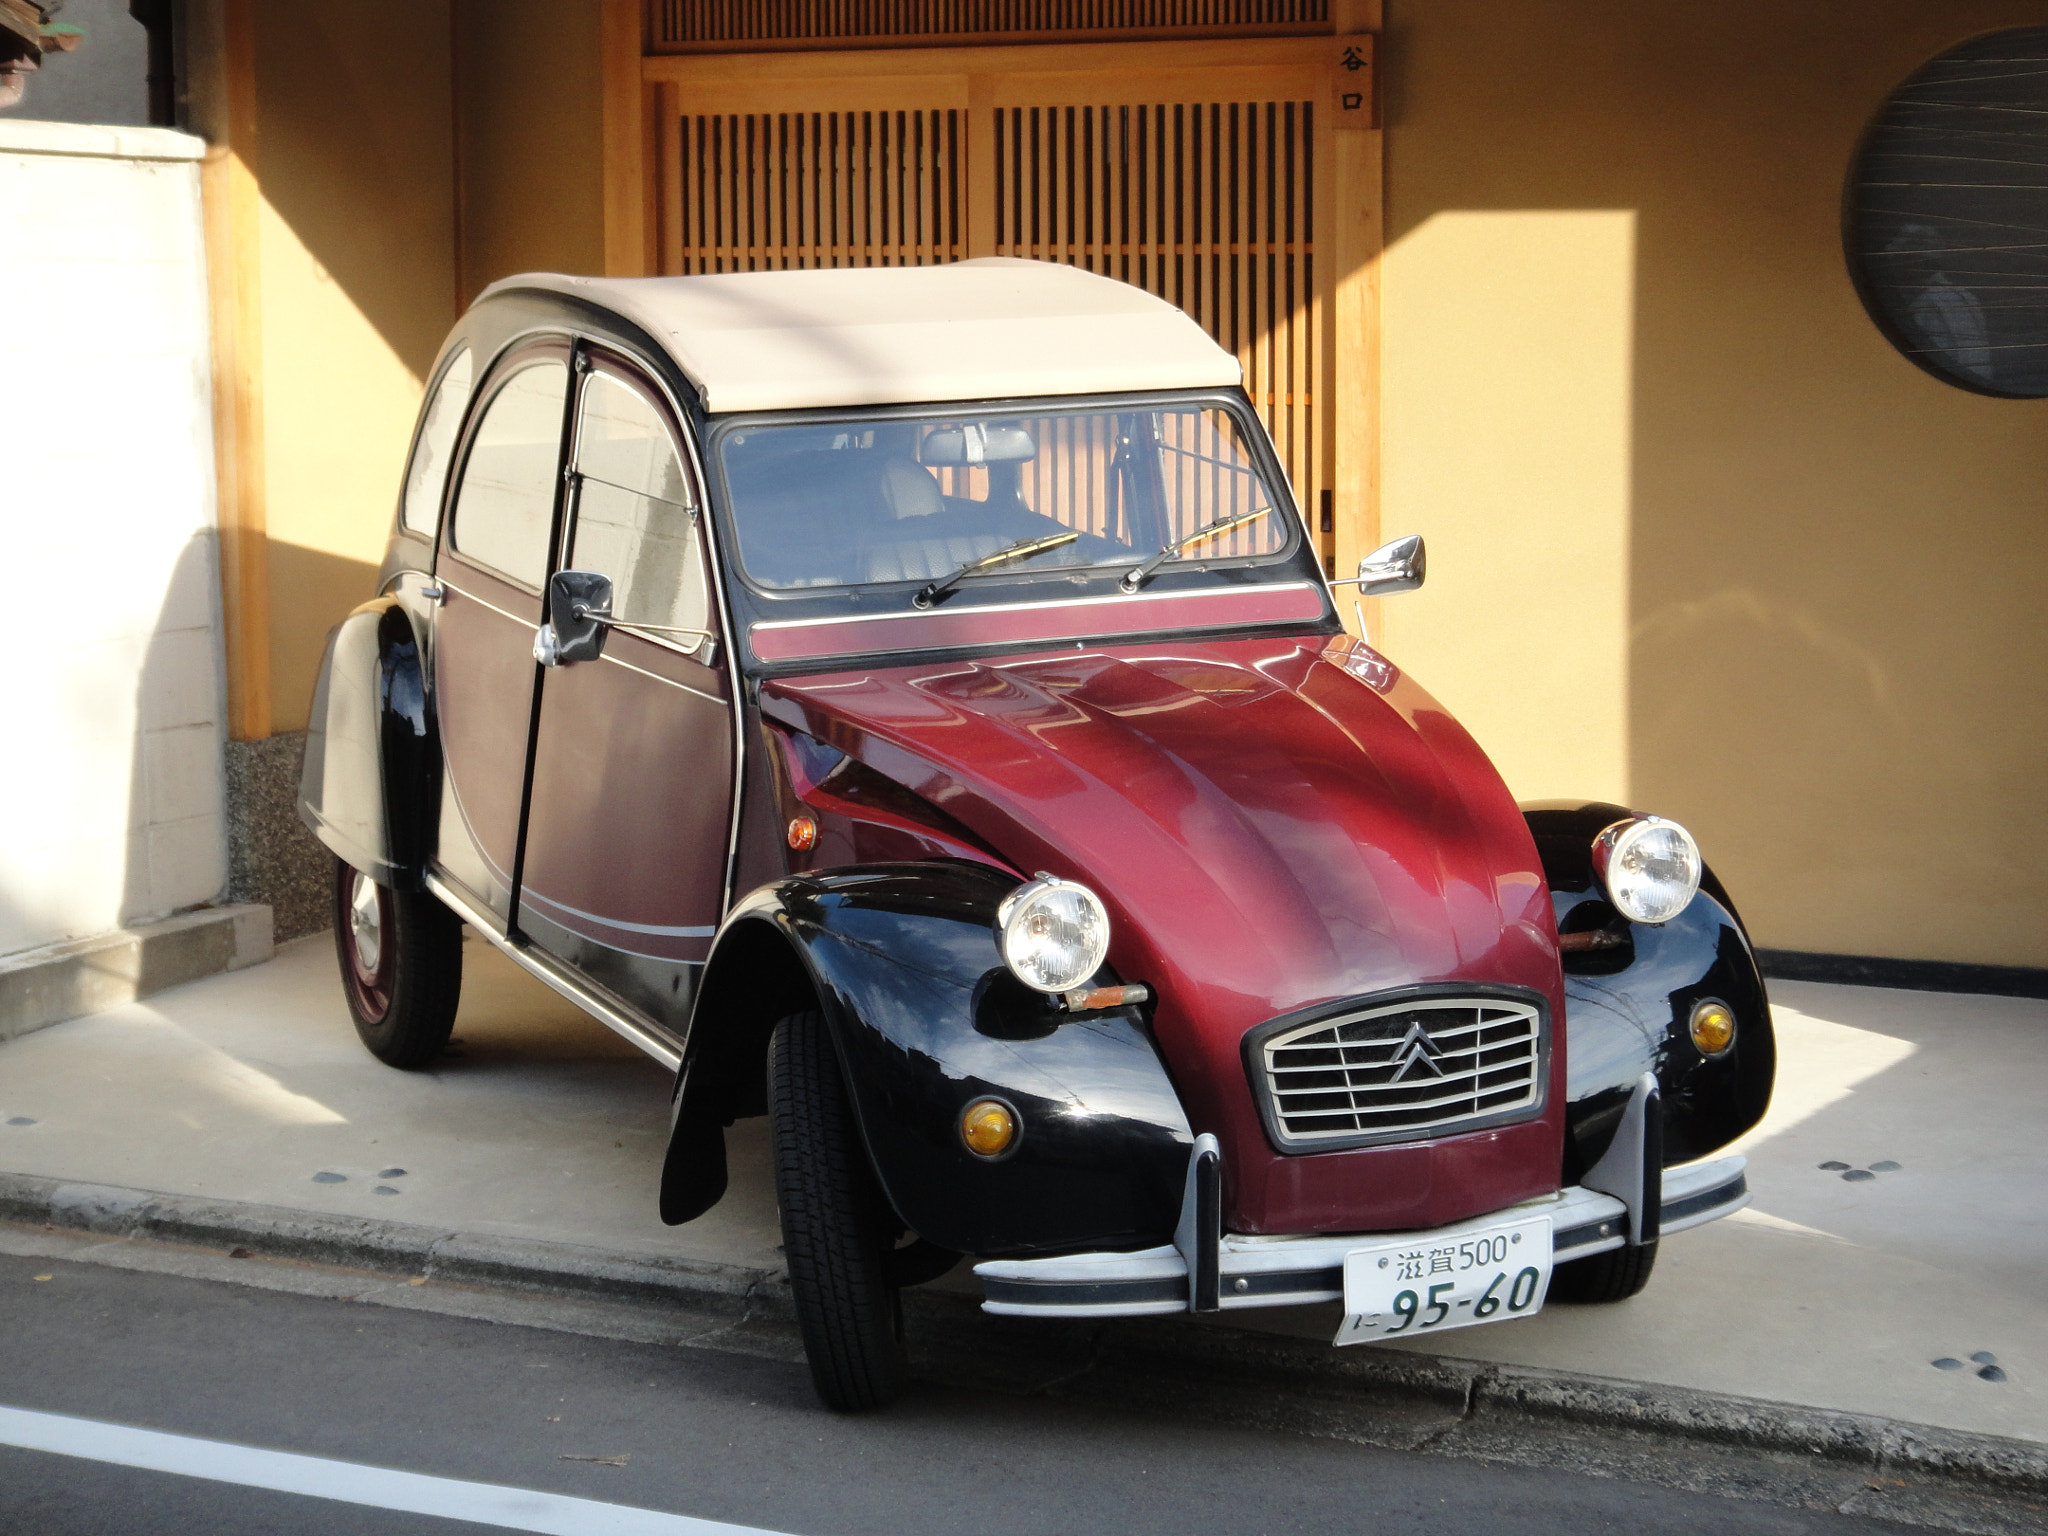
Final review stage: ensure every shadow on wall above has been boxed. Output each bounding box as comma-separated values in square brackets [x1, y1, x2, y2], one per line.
[250, 1, 458, 384]
[249, 0, 603, 381]
[265, 541, 382, 737]
[120, 535, 228, 937]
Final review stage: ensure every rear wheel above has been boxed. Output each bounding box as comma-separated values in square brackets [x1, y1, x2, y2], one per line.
[1548, 1239, 1657, 1304]
[333, 858, 463, 1069]
[769, 1009, 904, 1412]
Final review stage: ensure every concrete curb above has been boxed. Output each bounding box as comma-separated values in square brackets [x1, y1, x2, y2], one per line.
[0, 904, 274, 1044]
[0, 1170, 774, 1316]
[4, 1169, 2043, 1505]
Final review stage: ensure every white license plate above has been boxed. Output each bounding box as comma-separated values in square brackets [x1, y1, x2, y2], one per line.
[1334, 1215, 1553, 1346]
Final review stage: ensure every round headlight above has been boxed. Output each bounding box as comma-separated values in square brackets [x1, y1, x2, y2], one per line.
[1591, 815, 1702, 925]
[996, 874, 1110, 994]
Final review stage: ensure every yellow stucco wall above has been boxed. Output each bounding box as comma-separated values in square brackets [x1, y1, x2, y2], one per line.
[243, 0, 602, 733]
[1374, 2, 2048, 967]
[454, 0, 606, 305]
[228, 2, 2048, 967]
[251, 2, 456, 731]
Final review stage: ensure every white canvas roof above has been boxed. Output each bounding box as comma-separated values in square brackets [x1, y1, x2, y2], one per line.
[481, 260, 1242, 414]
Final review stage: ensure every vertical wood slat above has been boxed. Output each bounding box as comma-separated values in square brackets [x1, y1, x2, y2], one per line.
[660, 83, 682, 273]
[602, 0, 647, 276]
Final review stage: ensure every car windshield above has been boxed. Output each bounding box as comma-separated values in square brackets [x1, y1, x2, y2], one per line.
[717, 402, 1293, 595]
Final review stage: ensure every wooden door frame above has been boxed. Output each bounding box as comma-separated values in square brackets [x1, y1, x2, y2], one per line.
[600, 7, 1380, 589]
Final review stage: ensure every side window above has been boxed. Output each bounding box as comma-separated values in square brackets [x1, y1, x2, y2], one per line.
[450, 360, 569, 590]
[569, 372, 708, 637]
[399, 347, 473, 538]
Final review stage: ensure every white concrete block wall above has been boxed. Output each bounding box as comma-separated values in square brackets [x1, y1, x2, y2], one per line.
[0, 120, 225, 956]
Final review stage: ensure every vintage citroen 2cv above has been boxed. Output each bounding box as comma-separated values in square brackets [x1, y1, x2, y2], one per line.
[300, 259, 1773, 1411]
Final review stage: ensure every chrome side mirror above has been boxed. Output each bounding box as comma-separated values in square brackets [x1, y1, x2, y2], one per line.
[1333, 534, 1426, 597]
[533, 569, 614, 667]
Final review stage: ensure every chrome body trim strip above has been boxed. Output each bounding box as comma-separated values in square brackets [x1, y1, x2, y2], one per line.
[748, 580, 1326, 636]
[425, 872, 683, 1071]
[441, 581, 536, 631]
[596, 649, 725, 706]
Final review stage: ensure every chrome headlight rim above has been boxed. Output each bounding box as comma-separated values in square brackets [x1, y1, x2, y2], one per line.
[1590, 814, 1703, 926]
[996, 872, 1111, 995]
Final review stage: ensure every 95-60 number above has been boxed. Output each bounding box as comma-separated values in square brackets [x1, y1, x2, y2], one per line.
[1385, 1265, 1543, 1333]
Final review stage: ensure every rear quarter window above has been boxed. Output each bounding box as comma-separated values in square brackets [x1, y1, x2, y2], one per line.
[400, 348, 474, 538]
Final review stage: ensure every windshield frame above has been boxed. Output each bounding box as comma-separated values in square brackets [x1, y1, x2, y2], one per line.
[703, 387, 1309, 606]
[696, 386, 1339, 676]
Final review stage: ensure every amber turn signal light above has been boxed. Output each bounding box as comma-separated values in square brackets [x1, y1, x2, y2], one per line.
[960, 1098, 1018, 1159]
[786, 815, 818, 851]
[1689, 998, 1736, 1056]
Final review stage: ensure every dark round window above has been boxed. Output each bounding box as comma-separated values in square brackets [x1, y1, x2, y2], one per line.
[1847, 29, 2048, 398]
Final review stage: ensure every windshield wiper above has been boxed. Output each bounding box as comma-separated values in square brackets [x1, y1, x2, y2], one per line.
[1120, 505, 1273, 592]
[912, 529, 1081, 608]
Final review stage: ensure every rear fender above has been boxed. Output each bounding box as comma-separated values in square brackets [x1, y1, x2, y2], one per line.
[660, 861, 1194, 1258]
[298, 598, 437, 888]
[1522, 801, 1776, 1179]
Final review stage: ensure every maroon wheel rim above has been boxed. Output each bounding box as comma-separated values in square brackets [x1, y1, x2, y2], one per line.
[337, 865, 395, 1024]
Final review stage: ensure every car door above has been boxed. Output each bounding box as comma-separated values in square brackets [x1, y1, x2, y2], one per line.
[516, 356, 735, 1030]
[431, 345, 572, 925]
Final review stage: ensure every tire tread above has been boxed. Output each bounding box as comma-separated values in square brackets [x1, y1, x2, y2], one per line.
[1548, 1238, 1657, 1304]
[770, 1009, 903, 1411]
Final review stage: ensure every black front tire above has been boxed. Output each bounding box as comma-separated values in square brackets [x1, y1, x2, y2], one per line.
[333, 858, 463, 1069]
[1548, 1239, 1657, 1304]
[769, 1009, 905, 1412]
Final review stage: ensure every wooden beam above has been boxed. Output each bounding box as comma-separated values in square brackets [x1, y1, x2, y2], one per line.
[450, 0, 470, 308]
[643, 35, 1340, 84]
[966, 72, 997, 257]
[190, 0, 271, 742]
[1328, 27, 1382, 634]
[651, 24, 1331, 56]
[1330, 0, 1381, 32]
[602, 0, 647, 276]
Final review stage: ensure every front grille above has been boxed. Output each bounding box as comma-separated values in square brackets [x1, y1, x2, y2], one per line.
[1256, 996, 1544, 1149]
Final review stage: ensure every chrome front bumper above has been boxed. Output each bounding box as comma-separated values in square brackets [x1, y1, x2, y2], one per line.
[974, 1152, 1749, 1319]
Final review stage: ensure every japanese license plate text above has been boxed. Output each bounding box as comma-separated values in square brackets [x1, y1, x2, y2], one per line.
[1335, 1216, 1553, 1346]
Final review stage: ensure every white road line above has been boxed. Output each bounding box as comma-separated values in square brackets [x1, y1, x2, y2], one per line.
[0, 1404, 793, 1536]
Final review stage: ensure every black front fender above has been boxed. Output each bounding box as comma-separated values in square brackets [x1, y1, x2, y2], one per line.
[1523, 802, 1776, 1180]
[298, 598, 437, 888]
[661, 860, 1194, 1259]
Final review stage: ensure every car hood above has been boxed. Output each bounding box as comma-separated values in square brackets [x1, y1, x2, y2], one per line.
[760, 631, 1564, 1232]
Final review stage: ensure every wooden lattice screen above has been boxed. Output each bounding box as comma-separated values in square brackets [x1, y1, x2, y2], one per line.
[671, 110, 964, 269]
[654, 0, 1329, 50]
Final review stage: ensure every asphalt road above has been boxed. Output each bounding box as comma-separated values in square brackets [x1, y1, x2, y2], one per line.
[0, 1248, 1923, 1536]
